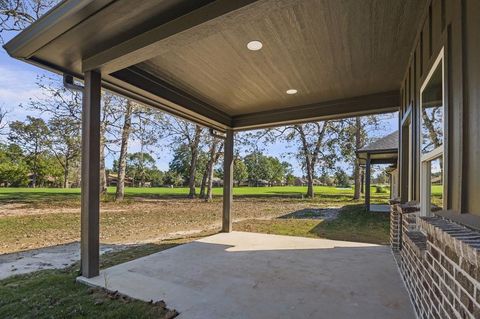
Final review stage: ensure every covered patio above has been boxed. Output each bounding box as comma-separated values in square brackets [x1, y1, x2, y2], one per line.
[79, 231, 414, 319]
[4, 0, 424, 278]
[4, 0, 428, 317]
[357, 131, 399, 212]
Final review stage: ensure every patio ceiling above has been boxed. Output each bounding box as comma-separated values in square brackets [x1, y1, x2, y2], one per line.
[4, 0, 426, 131]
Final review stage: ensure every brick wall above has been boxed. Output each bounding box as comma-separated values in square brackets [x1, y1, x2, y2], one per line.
[392, 204, 480, 319]
[390, 199, 402, 251]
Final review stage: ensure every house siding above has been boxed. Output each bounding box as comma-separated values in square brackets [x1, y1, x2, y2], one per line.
[399, 0, 480, 216]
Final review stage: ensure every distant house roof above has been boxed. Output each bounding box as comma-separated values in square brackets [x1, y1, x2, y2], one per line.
[358, 131, 398, 153]
[357, 131, 398, 165]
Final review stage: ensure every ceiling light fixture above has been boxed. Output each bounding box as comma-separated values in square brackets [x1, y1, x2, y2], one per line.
[247, 40, 263, 51]
[286, 89, 298, 95]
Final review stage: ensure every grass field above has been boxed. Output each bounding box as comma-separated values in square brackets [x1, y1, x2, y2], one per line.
[0, 185, 392, 204]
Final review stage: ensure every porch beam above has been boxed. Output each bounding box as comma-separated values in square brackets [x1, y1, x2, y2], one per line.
[222, 129, 234, 232]
[365, 154, 371, 211]
[110, 66, 232, 129]
[81, 70, 101, 278]
[82, 0, 258, 74]
[232, 91, 400, 130]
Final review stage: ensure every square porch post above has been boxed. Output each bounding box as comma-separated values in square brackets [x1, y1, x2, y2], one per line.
[81, 70, 101, 278]
[365, 154, 371, 211]
[222, 129, 234, 232]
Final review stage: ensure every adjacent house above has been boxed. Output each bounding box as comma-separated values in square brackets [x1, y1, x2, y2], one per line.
[356, 131, 398, 211]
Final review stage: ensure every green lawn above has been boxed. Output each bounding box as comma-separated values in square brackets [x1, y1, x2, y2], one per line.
[0, 185, 391, 204]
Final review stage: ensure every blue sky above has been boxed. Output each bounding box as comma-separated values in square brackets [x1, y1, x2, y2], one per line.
[0, 33, 398, 177]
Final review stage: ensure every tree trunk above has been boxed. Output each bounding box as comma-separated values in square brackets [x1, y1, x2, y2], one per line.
[206, 160, 215, 202]
[296, 124, 323, 199]
[204, 140, 221, 202]
[353, 117, 362, 200]
[305, 161, 314, 198]
[32, 146, 38, 188]
[63, 157, 69, 188]
[188, 125, 202, 198]
[140, 151, 145, 187]
[199, 168, 208, 198]
[353, 159, 361, 199]
[115, 101, 133, 201]
[99, 124, 107, 195]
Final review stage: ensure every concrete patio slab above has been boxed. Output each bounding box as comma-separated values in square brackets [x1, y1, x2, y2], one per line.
[78, 232, 414, 319]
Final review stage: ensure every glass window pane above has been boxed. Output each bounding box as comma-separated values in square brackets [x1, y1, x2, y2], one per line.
[421, 63, 443, 154]
[430, 157, 443, 210]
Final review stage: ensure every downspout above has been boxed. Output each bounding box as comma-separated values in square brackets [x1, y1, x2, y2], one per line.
[63, 74, 84, 92]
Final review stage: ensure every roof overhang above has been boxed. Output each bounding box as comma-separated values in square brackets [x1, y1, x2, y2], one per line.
[4, 0, 426, 132]
[357, 148, 398, 166]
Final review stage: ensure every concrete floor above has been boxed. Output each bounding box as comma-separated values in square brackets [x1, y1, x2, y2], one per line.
[78, 232, 414, 319]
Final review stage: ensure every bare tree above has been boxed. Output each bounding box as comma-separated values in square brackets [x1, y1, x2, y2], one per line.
[0, 105, 8, 134]
[204, 138, 223, 202]
[47, 116, 80, 188]
[421, 106, 442, 151]
[28, 76, 122, 194]
[115, 100, 135, 200]
[187, 125, 203, 197]
[0, 0, 59, 42]
[158, 116, 205, 198]
[288, 122, 335, 198]
[252, 122, 338, 198]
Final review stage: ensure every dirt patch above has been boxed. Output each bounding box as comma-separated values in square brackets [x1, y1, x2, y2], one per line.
[0, 242, 126, 280]
[0, 198, 337, 254]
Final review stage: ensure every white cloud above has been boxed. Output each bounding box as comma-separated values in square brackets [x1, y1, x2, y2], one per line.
[0, 64, 44, 110]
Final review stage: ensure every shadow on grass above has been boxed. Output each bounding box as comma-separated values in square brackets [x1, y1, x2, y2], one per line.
[307, 204, 390, 244]
[234, 204, 390, 245]
[278, 207, 341, 220]
[0, 191, 81, 205]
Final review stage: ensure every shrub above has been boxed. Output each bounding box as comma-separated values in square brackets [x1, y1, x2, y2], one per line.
[375, 185, 387, 193]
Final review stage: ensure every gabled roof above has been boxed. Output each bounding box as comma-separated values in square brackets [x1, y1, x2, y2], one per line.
[358, 131, 398, 153]
[357, 131, 398, 165]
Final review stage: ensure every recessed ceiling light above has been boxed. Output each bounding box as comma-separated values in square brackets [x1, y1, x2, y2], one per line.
[286, 89, 298, 95]
[247, 40, 263, 51]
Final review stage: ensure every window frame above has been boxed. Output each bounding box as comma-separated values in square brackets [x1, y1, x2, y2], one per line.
[419, 48, 445, 216]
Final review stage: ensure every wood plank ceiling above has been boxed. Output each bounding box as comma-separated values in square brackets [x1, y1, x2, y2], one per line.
[16, 0, 427, 129]
[137, 0, 426, 116]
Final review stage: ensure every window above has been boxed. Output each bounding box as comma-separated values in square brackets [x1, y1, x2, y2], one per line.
[420, 48, 445, 216]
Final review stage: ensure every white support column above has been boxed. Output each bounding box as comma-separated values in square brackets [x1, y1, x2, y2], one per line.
[81, 70, 101, 278]
[222, 129, 234, 232]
